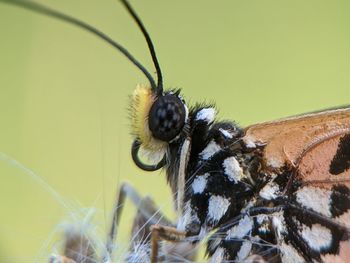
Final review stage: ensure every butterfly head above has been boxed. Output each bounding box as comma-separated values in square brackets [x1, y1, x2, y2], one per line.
[130, 85, 188, 170]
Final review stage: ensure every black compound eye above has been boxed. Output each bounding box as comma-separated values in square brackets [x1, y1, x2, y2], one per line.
[148, 94, 186, 142]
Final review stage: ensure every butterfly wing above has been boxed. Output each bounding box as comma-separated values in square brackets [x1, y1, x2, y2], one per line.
[167, 106, 350, 263]
[243, 107, 350, 172]
[242, 107, 350, 262]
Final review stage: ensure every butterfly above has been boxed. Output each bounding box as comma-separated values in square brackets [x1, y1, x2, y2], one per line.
[127, 91, 350, 263]
[2, 1, 349, 263]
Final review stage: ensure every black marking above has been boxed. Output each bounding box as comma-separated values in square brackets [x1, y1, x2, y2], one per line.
[286, 204, 350, 258]
[284, 211, 320, 262]
[330, 184, 350, 217]
[330, 133, 350, 175]
[222, 240, 243, 260]
[187, 163, 253, 229]
[187, 194, 208, 235]
[207, 212, 281, 262]
[209, 121, 243, 145]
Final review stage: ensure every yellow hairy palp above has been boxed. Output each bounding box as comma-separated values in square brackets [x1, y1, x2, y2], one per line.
[130, 85, 167, 161]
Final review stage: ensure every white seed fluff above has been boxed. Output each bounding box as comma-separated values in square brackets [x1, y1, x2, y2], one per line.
[209, 247, 225, 263]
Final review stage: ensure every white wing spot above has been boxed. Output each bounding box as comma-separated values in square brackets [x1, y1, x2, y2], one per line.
[259, 183, 280, 200]
[207, 195, 230, 223]
[200, 140, 221, 160]
[280, 242, 305, 263]
[195, 108, 216, 123]
[223, 157, 243, 183]
[244, 137, 256, 149]
[300, 223, 332, 252]
[296, 186, 332, 217]
[267, 157, 284, 168]
[192, 173, 209, 194]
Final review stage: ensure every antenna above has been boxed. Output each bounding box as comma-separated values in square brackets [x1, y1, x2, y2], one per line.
[0, 0, 162, 91]
[120, 0, 163, 94]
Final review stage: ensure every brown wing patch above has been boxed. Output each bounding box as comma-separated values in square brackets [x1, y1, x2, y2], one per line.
[243, 108, 350, 173]
[298, 133, 350, 189]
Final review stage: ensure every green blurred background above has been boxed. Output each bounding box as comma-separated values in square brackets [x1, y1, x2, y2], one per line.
[0, 0, 349, 262]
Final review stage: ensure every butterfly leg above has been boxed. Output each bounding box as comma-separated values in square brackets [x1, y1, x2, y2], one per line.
[150, 224, 186, 263]
[49, 224, 97, 263]
[105, 182, 172, 260]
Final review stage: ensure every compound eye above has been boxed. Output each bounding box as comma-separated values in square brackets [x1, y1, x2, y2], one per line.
[148, 94, 186, 142]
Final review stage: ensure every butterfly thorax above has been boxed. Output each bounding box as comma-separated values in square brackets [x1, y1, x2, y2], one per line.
[164, 106, 267, 253]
